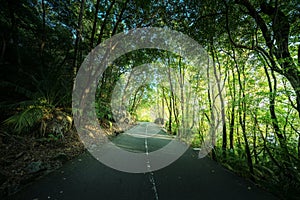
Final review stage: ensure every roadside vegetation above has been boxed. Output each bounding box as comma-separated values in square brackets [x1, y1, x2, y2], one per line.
[1, 1, 299, 199]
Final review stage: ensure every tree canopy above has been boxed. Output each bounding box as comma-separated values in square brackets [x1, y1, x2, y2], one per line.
[0, 0, 300, 199]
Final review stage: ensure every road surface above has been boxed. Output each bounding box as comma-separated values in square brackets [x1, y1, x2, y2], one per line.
[8, 122, 277, 200]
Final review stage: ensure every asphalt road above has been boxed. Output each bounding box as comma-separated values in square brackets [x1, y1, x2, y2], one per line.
[8, 122, 278, 200]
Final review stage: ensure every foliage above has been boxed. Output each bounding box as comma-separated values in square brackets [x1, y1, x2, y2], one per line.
[3, 105, 44, 134]
[0, 0, 299, 198]
[1, 66, 72, 136]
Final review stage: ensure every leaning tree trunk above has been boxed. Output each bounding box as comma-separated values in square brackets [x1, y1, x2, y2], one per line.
[211, 45, 227, 154]
[234, 0, 300, 118]
[235, 52, 254, 175]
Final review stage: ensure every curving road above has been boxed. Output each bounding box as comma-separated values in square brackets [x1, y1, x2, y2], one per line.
[8, 122, 277, 200]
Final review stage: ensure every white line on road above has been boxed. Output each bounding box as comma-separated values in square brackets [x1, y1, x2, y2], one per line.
[145, 124, 159, 200]
[145, 139, 148, 154]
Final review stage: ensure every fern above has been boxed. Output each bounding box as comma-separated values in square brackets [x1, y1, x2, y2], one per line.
[1, 65, 72, 136]
[3, 106, 44, 134]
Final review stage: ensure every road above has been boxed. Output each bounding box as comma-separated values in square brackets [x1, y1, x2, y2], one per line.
[8, 122, 277, 200]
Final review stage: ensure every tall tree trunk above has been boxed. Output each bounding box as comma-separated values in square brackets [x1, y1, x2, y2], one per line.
[111, 0, 129, 36]
[90, 0, 101, 49]
[178, 56, 185, 135]
[260, 56, 292, 161]
[73, 0, 86, 77]
[1, 33, 6, 62]
[229, 66, 236, 150]
[162, 89, 165, 125]
[252, 109, 258, 164]
[298, 135, 300, 160]
[161, 87, 172, 133]
[258, 122, 282, 170]
[232, 0, 300, 118]
[97, 0, 116, 44]
[169, 93, 172, 133]
[206, 56, 217, 161]
[263, 63, 284, 141]
[190, 67, 201, 130]
[40, 0, 46, 59]
[236, 53, 254, 175]
[211, 45, 227, 153]
[167, 59, 179, 135]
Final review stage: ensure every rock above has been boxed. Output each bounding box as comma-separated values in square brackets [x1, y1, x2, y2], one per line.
[112, 107, 135, 124]
[124, 118, 129, 124]
[114, 130, 124, 136]
[40, 110, 73, 137]
[154, 118, 165, 125]
[25, 161, 45, 174]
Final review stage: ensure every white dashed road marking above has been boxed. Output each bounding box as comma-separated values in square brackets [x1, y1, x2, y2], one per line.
[145, 124, 159, 200]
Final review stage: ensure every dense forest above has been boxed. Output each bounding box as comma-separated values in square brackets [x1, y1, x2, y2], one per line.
[0, 0, 300, 199]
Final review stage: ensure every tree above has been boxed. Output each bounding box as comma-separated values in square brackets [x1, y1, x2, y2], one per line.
[225, 0, 300, 118]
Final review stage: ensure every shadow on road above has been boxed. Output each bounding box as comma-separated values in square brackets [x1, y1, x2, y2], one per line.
[8, 122, 278, 200]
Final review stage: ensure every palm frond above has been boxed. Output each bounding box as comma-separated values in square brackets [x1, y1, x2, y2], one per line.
[3, 106, 44, 134]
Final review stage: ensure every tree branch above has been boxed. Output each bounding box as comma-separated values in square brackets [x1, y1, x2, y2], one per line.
[235, 0, 273, 50]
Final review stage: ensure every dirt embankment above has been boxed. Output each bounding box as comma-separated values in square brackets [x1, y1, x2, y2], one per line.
[0, 121, 134, 197]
